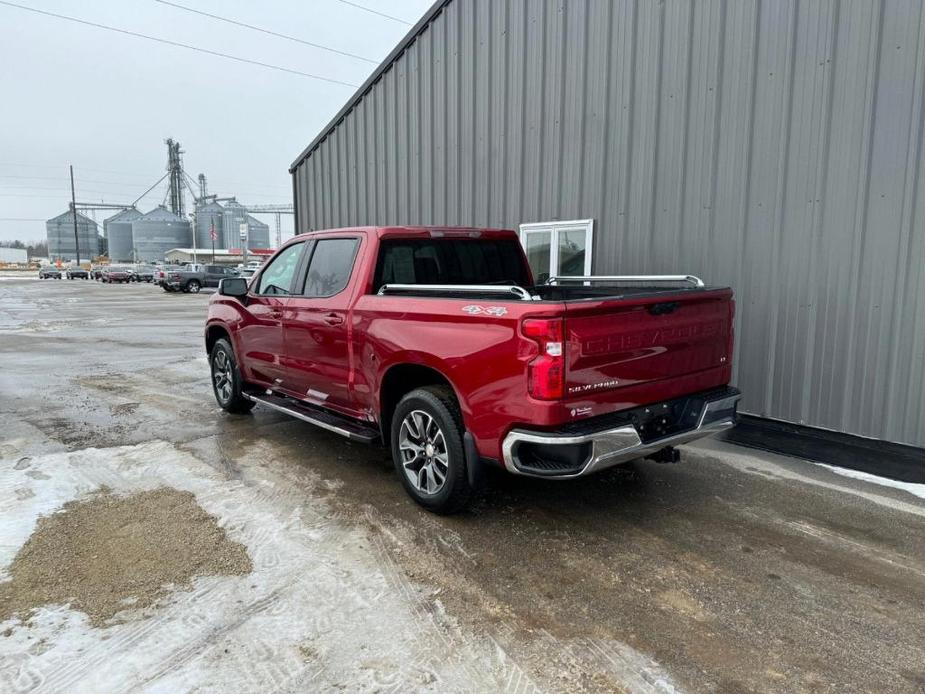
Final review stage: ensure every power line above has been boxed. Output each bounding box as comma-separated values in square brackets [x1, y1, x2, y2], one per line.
[0, 174, 154, 186]
[0, 184, 69, 191]
[0, 193, 74, 199]
[0, 180, 153, 191]
[0, 163, 153, 178]
[334, 0, 412, 25]
[0, 0, 360, 87]
[0, 174, 67, 181]
[0, 163, 164, 180]
[154, 0, 377, 64]
[0, 217, 47, 222]
[0, 170, 294, 192]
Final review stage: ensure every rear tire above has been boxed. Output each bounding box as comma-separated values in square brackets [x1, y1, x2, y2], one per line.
[210, 338, 254, 414]
[187, 280, 201, 293]
[390, 386, 473, 514]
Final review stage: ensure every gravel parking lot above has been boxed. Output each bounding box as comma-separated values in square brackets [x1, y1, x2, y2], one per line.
[1, 275, 924, 693]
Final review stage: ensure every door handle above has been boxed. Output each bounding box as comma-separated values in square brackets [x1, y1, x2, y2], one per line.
[322, 312, 344, 326]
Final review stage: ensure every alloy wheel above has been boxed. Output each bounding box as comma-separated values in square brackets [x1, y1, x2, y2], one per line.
[212, 349, 234, 404]
[398, 410, 449, 494]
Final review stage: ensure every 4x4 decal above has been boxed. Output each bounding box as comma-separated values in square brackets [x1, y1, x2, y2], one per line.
[461, 305, 508, 316]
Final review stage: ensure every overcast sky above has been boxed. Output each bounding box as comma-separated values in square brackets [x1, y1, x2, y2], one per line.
[0, 0, 433, 244]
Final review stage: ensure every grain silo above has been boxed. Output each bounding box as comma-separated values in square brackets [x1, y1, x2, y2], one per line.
[194, 201, 225, 250]
[244, 214, 270, 249]
[103, 208, 143, 262]
[220, 200, 247, 249]
[131, 206, 192, 262]
[46, 209, 99, 262]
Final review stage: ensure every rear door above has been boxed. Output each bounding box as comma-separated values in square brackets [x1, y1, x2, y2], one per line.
[235, 242, 307, 386]
[564, 290, 734, 400]
[281, 236, 362, 416]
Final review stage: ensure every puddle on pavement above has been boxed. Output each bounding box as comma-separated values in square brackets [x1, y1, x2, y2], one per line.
[0, 486, 252, 628]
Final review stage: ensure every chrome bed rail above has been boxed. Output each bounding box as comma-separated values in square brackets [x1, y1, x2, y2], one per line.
[377, 283, 537, 301]
[545, 274, 705, 288]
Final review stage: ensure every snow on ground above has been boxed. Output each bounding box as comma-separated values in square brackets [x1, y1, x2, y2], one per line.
[813, 463, 925, 501]
[0, 439, 679, 694]
[0, 440, 495, 692]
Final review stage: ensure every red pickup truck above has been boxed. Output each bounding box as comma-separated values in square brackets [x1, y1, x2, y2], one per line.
[205, 226, 740, 513]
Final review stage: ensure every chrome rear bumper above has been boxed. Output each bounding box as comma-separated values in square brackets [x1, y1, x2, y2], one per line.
[501, 388, 741, 479]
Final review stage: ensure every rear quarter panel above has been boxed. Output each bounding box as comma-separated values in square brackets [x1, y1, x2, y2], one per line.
[352, 294, 568, 460]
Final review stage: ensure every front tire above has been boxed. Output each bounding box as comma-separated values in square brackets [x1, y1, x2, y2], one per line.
[210, 338, 255, 414]
[390, 386, 473, 514]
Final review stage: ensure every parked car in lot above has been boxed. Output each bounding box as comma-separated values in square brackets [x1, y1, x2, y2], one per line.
[66, 267, 89, 280]
[153, 266, 172, 287]
[155, 263, 201, 291]
[162, 264, 239, 293]
[205, 226, 740, 513]
[130, 265, 154, 282]
[100, 266, 133, 283]
[39, 266, 62, 279]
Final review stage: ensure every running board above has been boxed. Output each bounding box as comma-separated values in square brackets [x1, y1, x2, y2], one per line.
[243, 392, 380, 444]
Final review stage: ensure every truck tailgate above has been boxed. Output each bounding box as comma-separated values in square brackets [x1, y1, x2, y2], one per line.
[564, 289, 734, 400]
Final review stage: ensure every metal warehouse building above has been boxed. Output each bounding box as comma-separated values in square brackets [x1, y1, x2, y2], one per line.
[290, 0, 925, 449]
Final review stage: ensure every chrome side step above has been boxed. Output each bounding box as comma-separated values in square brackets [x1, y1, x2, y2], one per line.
[243, 392, 380, 444]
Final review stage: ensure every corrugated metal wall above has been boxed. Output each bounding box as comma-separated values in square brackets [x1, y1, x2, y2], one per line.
[292, 0, 925, 448]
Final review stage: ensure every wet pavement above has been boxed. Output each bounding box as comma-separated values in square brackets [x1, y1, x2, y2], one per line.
[1, 274, 924, 693]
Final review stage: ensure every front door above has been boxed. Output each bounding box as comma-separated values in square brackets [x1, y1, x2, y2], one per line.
[235, 242, 306, 387]
[282, 236, 362, 417]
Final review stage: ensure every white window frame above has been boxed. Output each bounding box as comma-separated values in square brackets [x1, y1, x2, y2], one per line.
[518, 218, 594, 280]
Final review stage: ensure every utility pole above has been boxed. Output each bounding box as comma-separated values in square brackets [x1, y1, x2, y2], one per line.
[189, 212, 198, 265]
[69, 165, 80, 266]
[241, 219, 249, 267]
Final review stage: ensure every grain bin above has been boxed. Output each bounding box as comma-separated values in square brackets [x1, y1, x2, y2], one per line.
[194, 201, 225, 250]
[46, 209, 99, 262]
[103, 208, 144, 262]
[220, 200, 247, 249]
[131, 206, 192, 262]
[244, 214, 270, 249]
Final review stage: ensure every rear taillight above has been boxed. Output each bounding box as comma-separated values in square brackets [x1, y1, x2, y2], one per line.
[523, 318, 565, 400]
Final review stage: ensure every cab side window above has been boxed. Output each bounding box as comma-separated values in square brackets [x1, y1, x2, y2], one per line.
[255, 243, 304, 295]
[301, 238, 359, 297]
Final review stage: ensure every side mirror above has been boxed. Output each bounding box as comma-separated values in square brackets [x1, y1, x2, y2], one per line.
[219, 277, 248, 298]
